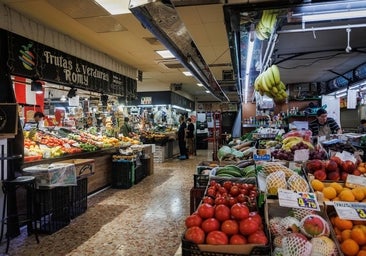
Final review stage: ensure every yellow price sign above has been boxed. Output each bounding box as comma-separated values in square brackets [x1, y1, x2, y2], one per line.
[356, 209, 366, 219]
[297, 197, 317, 209]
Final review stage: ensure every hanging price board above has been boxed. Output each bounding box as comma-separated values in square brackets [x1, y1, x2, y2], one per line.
[278, 188, 320, 211]
[334, 202, 366, 221]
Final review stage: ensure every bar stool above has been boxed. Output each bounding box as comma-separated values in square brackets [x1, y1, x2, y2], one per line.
[0, 176, 39, 253]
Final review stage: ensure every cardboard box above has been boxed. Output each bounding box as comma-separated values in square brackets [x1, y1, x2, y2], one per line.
[23, 163, 77, 188]
[58, 159, 95, 178]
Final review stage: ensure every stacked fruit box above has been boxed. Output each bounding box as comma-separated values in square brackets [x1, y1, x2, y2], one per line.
[265, 199, 341, 255]
[182, 176, 271, 255]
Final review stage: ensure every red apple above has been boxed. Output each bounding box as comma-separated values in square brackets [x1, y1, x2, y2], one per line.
[341, 172, 349, 181]
[341, 160, 356, 174]
[325, 160, 339, 173]
[353, 169, 362, 176]
[306, 160, 324, 174]
[313, 169, 327, 181]
[301, 215, 326, 237]
[327, 171, 340, 181]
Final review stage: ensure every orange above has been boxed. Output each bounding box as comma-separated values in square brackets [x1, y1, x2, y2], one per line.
[351, 228, 366, 246]
[334, 216, 353, 231]
[358, 166, 366, 173]
[329, 182, 344, 194]
[352, 188, 365, 201]
[341, 239, 359, 256]
[358, 250, 366, 256]
[339, 189, 356, 202]
[323, 186, 337, 200]
[311, 179, 324, 192]
[342, 229, 352, 241]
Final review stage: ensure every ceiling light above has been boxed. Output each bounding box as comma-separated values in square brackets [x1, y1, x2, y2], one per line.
[95, 0, 130, 15]
[60, 95, 67, 102]
[336, 92, 347, 98]
[197, 83, 204, 87]
[243, 35, 255, 104]
[182, 71, 193, 76]
[67, 87, 77, 98]
[302, 9, 366, 22]
[156, 50, 175, 59]
[205, 90, 210, 93]
[30, 79, 43, 94]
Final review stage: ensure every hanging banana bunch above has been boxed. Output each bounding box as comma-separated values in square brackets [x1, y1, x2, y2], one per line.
[254, 64, 288, 104]
[255, 9, 278, 40]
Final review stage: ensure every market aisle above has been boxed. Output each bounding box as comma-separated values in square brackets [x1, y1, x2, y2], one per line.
[0, 148, 213, 256]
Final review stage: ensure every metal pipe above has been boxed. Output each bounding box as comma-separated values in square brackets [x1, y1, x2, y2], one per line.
[278, 23, 366, 34]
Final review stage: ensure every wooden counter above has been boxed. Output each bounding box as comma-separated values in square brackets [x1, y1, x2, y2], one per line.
[22, 148, 117, 194]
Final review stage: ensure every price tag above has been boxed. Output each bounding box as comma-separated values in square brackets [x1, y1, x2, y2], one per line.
[346, 174, 366, 188]
[253, 149, 271, 161]
[294, 149, 309, 162]
[278, 188, 320, 211]
[334, 202, 366, 221]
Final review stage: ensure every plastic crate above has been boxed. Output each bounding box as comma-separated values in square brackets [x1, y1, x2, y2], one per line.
[34, 186, 70, 234]
[194, 174, 209, 188]
[111, 160, 135, 189]
[69, 177, 88, 219]
[190, 187, 205, 214]
[134, 164, 146, 184]
[182, 236, 270, 256]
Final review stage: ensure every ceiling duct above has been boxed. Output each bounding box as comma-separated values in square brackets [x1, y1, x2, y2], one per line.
[129, 0, 230, 102]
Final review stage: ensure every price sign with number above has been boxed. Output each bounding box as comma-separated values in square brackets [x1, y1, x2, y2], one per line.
[278, 188, 320, 211]
[334, 202, 366, 221]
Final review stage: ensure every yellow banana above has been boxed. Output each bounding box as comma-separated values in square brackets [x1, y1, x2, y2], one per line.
[282, 136, 302, 145]
[271, 64, 281, 85]
[260, 75, 270, 92]
[265, 68, 275, 86]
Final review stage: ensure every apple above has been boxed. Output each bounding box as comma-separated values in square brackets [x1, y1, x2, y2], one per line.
[306, 160, 324, 174]
[313, 169, 327, 181]
[353, 169, 362, 176]
[341, 160, 356, 174]
[301, 214, 326, 237]
[325, 160, 339, 173]
[341, 172, 349, 181]
[327, 171, 340, 181]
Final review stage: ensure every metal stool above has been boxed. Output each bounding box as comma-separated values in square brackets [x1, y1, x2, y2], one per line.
[0, 176, 39, 253]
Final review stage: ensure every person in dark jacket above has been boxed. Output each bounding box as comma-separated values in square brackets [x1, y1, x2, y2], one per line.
[178, 115, 188, 160]
[359, 119, 366, 134]
[186, 118, 195, 155]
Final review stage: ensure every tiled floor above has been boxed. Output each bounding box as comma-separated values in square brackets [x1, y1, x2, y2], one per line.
[0, 149, 212, 256]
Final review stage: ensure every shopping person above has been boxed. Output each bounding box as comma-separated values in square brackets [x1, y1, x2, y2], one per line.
[178, 115, 188, 160]
[309, 108, 342, 137]
[186, 118, 195, 156]
[120, 117, 134, 137]
[33, 111, 45, 129]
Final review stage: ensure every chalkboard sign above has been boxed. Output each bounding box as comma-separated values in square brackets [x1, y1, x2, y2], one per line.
[0, 103, 18, 137]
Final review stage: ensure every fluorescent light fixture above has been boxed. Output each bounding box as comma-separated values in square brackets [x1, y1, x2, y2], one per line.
[205, 90, 210, 93]
[182, 71, 193, 76]
[336, 92, 347, 98]
[197, 83, 204, 87]
[95, 0, 131, 15]
[302, 9, 366, 22]
[349, 80, 366, 90]
[156, 50, 175, 59]
[243, 36, 255, 104]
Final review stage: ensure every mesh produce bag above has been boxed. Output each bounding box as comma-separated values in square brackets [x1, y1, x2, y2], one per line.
[266, 170, 287, 195]
[291, 208, 316, 220]
[310, 236, 338, 256]
[279, 216, 301, 235]
[258, 162, 295, 178]
[269, 217, 284, 236]
[300, 214, 330, 238]
[282, 233, 312, 256]
[287, 173, 309, 192]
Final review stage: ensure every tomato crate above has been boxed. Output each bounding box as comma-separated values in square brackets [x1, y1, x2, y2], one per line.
[194, 174, 209, 188]
[190, 187, 205, 214]
[181, 236, 270, 256]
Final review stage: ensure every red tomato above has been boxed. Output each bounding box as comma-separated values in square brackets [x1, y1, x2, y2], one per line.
[202, 196, 214, 205]
[201, 218, 220, 233]
[197, 203, 215, 219]
[218, 186, 227, 194]
[231, 203, 249, 220]
[214, 196, 227, 206]
[227, 196, 237, 207]
[248, 211, 262, 226]
[239, 217, 259, 236]
[223, 180, 232, 191]
[229, 185, 239, 196]
[215, 204, 231, 222]
[236, 194, 247, 203]
[206, 188, 216, 197]
[221, 219, 239, 235]
[247, 230, 268, 244]
[209, 180, 217, 187]
[185, 213, 203, 228]
[184, 226, 205, 244]
[229, 234, 247, 245]
[206, 231, 229, 245]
